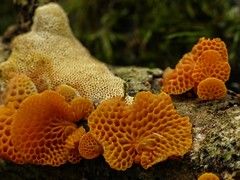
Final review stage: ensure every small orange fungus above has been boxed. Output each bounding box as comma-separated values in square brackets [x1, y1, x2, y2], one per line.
[197, 77, 227, 100]
[78, 132, 103, 159]
[70, 97, 94, 121]
[198, 172, 220, 180]
[55, 84, 80, 102]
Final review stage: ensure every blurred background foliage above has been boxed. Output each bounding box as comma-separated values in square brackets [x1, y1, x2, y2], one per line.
[0, 0, 240, 91]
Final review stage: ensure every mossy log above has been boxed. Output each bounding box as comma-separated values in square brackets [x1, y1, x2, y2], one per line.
[0, 45, 239, 179]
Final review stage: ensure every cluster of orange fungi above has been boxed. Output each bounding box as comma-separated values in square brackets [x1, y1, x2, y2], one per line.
[0, 74, 97, 166]
[0, 37, 228, 173]
[162, 37, 230, 100]
[0, 72, 192, 170]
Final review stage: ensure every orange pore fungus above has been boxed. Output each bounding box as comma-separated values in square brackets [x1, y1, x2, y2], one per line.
[192, 50, 230, 84]
[88, 91, 192, 170]
[55, 84, 80, 102]
[0, 73, 38, 164]
[12, 90, 77, 166]
[197, 77, 227, 100]
[70, 96, 94, 121]
[89, 96, 133, 170]
[191, 37, 228, 62]
[65, 127, 86, 164]
[162, 37, 230, 101]
[198, 172, 220, 180]
[0, 106, 25, 163]
[55, 84, 94, 121]
[78, 132, 103, 159]
[162, 53, 195, 94]
[2, 73, 38, 110]
[65, 127, 86, 150]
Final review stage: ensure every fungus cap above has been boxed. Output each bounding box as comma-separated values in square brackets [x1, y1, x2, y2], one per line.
[88, 96, 134, 170]
[78, 132, 103, 159]
[197, 77, 227, 100]
[88, 91, 192, 170]
[70, 96, 94, 121]
[192, 50, 230, 84]
[191, 37, 228, 62]
[131, 91, 192, 169]
[0, 73, 37, 164]
[2, 73, 38, 110]
[162, 53, 195, 94]
[65, 127, 86, 164]
[55, 84, 80, 102]
[12, 90, 77, 166]
[0, 106, 25, 163]
[198, 172, 220, 180]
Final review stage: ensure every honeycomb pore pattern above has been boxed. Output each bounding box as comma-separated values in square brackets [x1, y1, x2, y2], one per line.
[162, 53, 195, 94]
[12, 90, 77, 166]
[197, 77, 227, 100]
[88, 91, 192, 170]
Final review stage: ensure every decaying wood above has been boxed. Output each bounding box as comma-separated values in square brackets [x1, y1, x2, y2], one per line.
[0, 62, 239, 180]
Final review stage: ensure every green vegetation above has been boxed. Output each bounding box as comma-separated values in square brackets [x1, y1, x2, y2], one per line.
[0, 1, 16, 35]
[1, 0, 240, 90]
[59, 0, 240, 91]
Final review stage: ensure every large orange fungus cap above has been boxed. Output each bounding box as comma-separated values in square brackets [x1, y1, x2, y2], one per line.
[12, 90, 77, 166]
[88, 91, 192, 170]
[89, 96, 133, 170]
